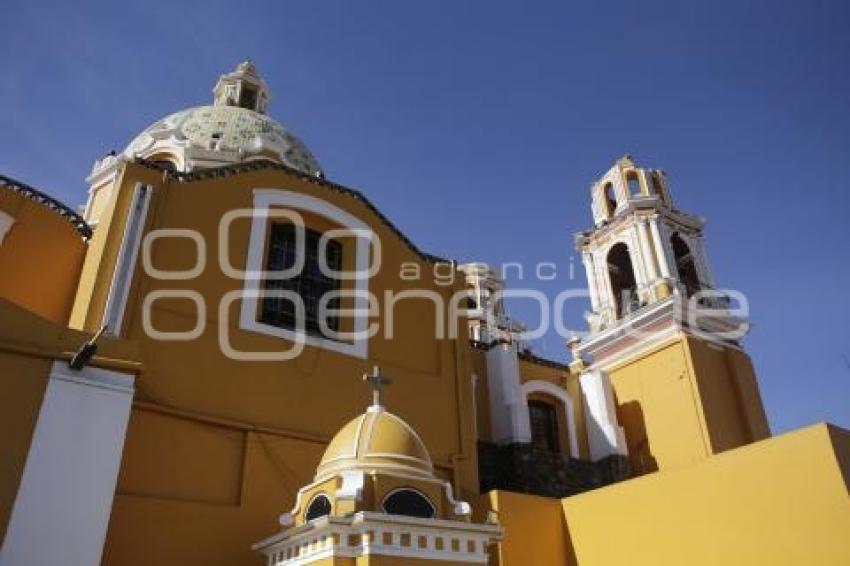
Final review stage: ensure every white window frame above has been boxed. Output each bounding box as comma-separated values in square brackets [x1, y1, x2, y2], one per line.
[239, 188, 372, 359]
[102, 183, 152, 336]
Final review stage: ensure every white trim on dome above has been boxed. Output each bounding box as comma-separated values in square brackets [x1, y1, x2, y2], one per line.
[123, 106, 322, 175]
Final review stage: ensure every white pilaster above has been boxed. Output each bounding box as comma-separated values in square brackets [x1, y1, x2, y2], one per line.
[649, 217, 672, 279]
[637, 219, 658, 282]
[582, 252, 600, 312]
[628, 227, 648, 287]
[1, 361, 135, 566]
[579, 369, 627, 460]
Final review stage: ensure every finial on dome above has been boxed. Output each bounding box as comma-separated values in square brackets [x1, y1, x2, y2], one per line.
[213, 60, 270, 114]
[363, 366, 392, 410]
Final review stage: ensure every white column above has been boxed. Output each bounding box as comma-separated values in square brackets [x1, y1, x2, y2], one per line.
[637, 220, 658, 282]
[1, 361, 134, 566]
[649, 218, 672, 279]
[628, 227, 648, 287]
[485, 342, 531, 444]
[582, 252, 600, 312]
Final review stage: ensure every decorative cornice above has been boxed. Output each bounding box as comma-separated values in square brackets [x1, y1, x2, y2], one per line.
[469, 340, 571, 371]
[0, 174, 92, 239]
[133, 157, 449, 264]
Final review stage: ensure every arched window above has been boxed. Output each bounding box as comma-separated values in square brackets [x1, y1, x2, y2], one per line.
[382, 488, 435, 519]
[607, 243, 638, 319]
[528, 400, 560, 453]
[671, 233, 701, 297]
[603, 183, 617, 217]
[626, 171, 642, 196]
[260, 223, 343, 338]
[305, 493, 331, 521]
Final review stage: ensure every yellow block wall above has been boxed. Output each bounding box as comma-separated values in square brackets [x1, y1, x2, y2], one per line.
[561, 424, 850, 566]
[483, 490, 572, 566]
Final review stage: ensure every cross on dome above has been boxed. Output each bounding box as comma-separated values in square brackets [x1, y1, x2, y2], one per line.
[363, 366, 392, 409]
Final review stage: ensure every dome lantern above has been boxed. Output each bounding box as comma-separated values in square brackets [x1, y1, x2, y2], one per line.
[213, 60, 270, 114]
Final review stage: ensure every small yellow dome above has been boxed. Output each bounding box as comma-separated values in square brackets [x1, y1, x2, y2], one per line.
[315, 407, 433, 481]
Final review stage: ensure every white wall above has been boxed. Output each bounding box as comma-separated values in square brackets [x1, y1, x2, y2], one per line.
[0, 361, 134, 566]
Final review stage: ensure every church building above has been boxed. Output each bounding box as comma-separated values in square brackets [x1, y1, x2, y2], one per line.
[0, 62, 848, 566]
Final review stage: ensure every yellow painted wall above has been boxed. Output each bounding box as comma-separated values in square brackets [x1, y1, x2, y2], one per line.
[0, 187, 87, 325]
[0, 351, 50, 543]
[561, 423, 850, 566]
[81, 162, 480, 565]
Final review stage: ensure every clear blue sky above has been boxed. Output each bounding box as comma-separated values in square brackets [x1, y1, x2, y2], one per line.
[1, 0, 848, 433]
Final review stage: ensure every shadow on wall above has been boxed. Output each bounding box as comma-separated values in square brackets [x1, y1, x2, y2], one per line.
[617, 400, 658, 475]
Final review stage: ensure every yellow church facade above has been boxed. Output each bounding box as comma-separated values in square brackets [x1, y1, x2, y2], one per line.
[0, 62, 848, 566]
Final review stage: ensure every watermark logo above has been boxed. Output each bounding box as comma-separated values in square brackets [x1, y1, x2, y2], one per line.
[139, 210, 750, 360]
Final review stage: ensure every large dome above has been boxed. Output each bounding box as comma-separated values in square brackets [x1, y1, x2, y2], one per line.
[123, 105, 322, 175]
[121, 61, 322, 176]
[315, 406, 434, 482]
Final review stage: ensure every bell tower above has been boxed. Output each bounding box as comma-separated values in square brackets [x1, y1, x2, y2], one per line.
[578, 155, 719, 333]
[572, 156, 770, 475]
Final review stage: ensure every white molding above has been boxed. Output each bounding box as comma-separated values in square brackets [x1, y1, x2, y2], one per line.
[102, 183, 152, 336]
[0, 210, 15, 244]
[254, 511, 502, 566]
[0, 361, 134, 566]
[238, 189, 371, 360]
[520, 380, 580, 458]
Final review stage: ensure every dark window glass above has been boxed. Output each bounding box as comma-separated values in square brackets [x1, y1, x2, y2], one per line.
[671, 233, 701, 297]
[607, 243, 638, 319]
[604, 183, 617, 217]
[627, 173, 641, 196]
[260, 223, 342, 338]
[305, 494, 331, 521]
[382, 489, 435, 519]
[239, 87, 258, 110]
[529, 400, 560, 453]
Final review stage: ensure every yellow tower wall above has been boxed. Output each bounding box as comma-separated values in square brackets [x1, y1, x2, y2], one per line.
[607, 336, 709, 473]
[606, 332, 770, 473]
